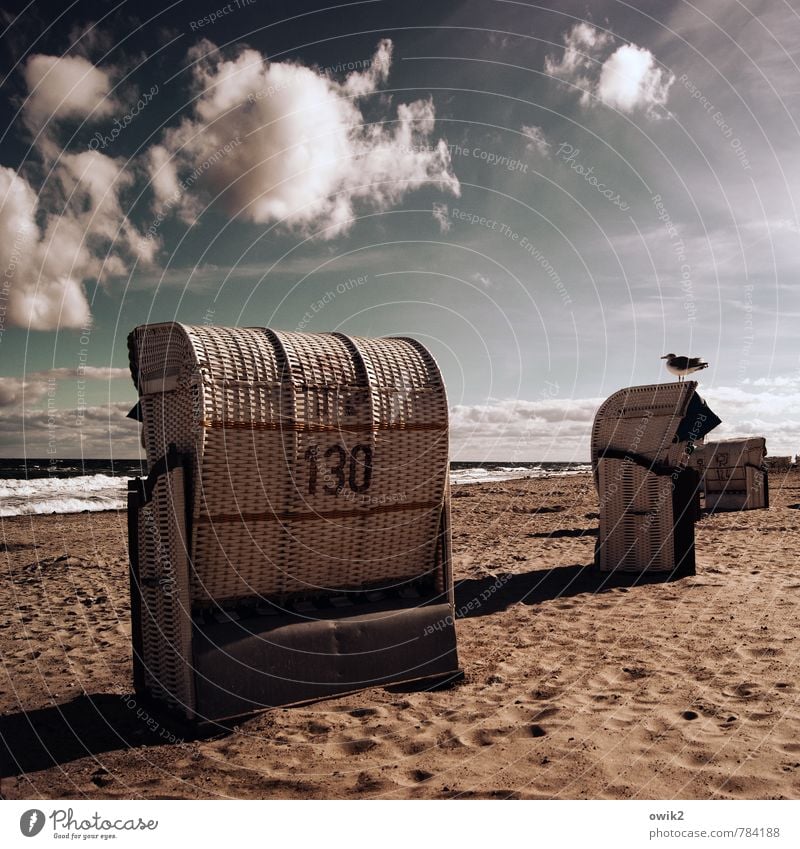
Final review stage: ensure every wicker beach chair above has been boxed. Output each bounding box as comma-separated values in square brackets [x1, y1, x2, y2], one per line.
[127, 323, 460, 721]
[591, 382, 721, 575]
[691, 437, 768, 512]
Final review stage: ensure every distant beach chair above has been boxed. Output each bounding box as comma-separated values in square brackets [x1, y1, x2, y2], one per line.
[691, 437, 768, 512]
[765, 455, 793, 472]
[127, 323, 460, 722]
[591, 381, 721, 575]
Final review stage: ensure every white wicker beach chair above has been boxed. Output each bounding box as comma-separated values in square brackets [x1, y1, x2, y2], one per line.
[691, 437, 768, 512]
[591, 382, 721, 575]
[127, 323, 460, 721]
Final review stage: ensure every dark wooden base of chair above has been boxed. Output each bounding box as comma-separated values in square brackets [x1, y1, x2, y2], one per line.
[134, 595, 461, 723]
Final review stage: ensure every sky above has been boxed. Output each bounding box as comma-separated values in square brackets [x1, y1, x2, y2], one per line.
[1, 0, 799, 461]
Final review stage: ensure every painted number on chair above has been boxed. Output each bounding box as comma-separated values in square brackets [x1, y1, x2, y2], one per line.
[304, 444, 373, 495]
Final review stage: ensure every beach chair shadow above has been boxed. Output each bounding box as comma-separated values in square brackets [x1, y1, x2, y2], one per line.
[0, 693, 223, 777]
[452, 561, 691, 620]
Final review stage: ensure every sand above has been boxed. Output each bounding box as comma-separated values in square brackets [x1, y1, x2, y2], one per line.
[2, 470, 799, 800]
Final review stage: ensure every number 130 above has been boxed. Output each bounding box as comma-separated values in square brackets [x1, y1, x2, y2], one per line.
[303, 443, 373, 495]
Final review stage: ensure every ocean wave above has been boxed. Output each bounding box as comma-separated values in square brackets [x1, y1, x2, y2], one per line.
[450, 464, 591, 485]
[0, 474, 127, 517]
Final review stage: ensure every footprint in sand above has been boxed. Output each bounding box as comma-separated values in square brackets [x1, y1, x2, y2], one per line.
[723, 682, 760, 700]
[436, 729, 467, 750]
[395, 767, 436, 787]
[337, 737, 379, 756]
[348, 707, 380, 718]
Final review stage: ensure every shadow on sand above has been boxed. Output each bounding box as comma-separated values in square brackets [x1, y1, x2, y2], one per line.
[454, 560, 693, 619]
[0, 692, 224, 778]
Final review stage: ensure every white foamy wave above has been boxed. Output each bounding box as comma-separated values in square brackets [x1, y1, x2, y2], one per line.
[0, 474, 127, 517]
[450, 465, 591, 486]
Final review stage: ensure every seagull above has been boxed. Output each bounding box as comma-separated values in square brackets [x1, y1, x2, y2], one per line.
[661, 353, 709, 382]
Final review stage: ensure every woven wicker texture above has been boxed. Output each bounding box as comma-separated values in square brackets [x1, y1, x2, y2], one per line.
[129, 323, 451, 604]
[135, 467, 194, 717]
[591, 382, 699, 573]
[692, 437, 767, 511]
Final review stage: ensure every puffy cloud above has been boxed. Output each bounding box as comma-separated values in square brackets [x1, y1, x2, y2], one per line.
[0, 153, 154, 330]
[521, 124, 550, 156]
[596, 44, 674, 115]
[545, 24, 673, 117]
[22, 53, 115, 128]
[341, 38, 392, 97]
[0, 165, 89, 330]
[149, 38, 459, 237]
[545, 22, 612, 84]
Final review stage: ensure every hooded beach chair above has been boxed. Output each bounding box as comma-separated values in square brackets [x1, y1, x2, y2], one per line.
[127, 323, 460, 722]
[591, 381, 721, 575]
[691, 437, 768, 512]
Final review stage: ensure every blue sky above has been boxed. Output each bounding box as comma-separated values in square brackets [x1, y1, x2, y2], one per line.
[1, 0, 799, 460]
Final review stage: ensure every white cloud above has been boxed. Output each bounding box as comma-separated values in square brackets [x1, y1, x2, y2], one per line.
[341, 39, 392, 97]
[596, 44, 674, 116]
[521, 124, 550, 156]
[0, 368, 130, 408]
[545, 24, 673, 117]
[0, 165, 90, 330]
[432, 202, 451, 232]
[149, 38, 459, 238]
[450, 396, 602, 461]
[22, 54, 116, 128]
[4, 50, 154, 331]
[0, 377, 36, 407]
[47, 366, 131, 381]
[0, 401, 141, 457]
[0, 153, 154, 331]
[472, 272, 493, 289]
[545, 23, 612, 83]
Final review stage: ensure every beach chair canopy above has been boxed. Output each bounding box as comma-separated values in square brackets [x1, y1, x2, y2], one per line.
[129, 322, 452, 602]
[591, 381, 721, 475]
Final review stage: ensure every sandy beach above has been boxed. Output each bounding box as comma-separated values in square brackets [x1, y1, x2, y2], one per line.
[2, 469, 799, 800]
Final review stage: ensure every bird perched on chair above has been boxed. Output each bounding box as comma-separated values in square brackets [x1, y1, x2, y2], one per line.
[661, 353, 709, 382]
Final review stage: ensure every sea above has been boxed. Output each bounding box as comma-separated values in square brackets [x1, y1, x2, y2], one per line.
[0, 458, 592, 518]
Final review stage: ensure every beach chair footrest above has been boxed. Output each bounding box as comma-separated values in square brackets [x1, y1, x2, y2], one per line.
[191, 597, 460, 721]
